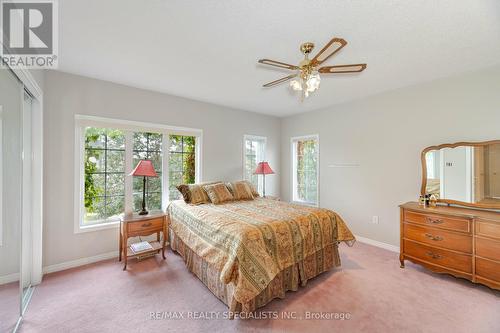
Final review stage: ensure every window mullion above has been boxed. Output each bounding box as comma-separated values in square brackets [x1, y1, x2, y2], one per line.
[104, 134, 108, 217]
[124, 131, 133, 214]
[162, 133, 170, 210]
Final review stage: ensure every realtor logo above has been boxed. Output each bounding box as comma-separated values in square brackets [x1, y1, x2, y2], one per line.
[1, 0, 58, 68]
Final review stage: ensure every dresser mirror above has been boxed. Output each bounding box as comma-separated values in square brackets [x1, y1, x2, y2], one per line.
[421, 140, 500, 209]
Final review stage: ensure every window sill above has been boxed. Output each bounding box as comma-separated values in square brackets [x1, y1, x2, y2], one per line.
[75, 220, 120, 234]
[291, 200, 319, 207]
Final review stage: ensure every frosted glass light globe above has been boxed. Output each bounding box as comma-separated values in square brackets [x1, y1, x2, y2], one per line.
[306, 73, 321, 92]
[290, 79, 302, 91]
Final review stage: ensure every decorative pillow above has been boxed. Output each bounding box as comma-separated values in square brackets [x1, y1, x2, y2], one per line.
[188, 184, 210, 205]
[203, 183, 234, 204]
[176, 181, 221, 203]
[176, 184, 191, 203]
[242, 180, 260, 197]
[227, 181, 254, 200]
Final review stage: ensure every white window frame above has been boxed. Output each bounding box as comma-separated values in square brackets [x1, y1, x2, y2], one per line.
[74, 115, 202, 233]
[243, 134, 267, 195]
[291, 134, 320, 207]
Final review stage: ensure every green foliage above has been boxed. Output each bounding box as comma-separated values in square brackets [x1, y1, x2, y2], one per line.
[84, 130, 102, 213]
[84, 127, 125, 222]
[168, 135, 196, 199]
[182, 136, 196, 184]
[296, 139, 318, 203]
[84, 129, 197, 221]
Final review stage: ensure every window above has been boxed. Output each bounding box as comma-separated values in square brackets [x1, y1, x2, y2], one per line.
[75, 116, 202, 232]
[292, 135, 319, 206]
[243, 135, 266, 194]
[168, 135, 196, 200]
[133, 132, 163, 212]
[84, 128, 126, 225]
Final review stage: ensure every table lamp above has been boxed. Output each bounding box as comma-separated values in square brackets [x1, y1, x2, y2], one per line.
[254, 161, 274, 197]
[130, 160, 158, 215]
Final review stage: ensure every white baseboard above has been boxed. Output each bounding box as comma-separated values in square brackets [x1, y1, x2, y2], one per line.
[1, 251, 119, 285]
[43, 251, 119, 275]
[12, 237, 398, 282]
[0, 272, 20, 285]
[354, 235, 399, 253]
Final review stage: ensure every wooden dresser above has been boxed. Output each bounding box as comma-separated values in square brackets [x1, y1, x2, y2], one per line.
[400, 202, 500, 290]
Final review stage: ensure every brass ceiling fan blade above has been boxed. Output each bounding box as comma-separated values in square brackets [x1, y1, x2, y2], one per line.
[318, 64, 367, 74]
[258, 59, 299, 70]
[311, 38, 347, 66]
[262, 74, 297, 87]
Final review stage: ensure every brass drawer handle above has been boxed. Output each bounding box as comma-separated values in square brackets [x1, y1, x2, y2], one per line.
[424, 233, 443, 241]
[426, 217, 443, 225]
[141, 222, 153, 228]
[426, 251, 442, 259]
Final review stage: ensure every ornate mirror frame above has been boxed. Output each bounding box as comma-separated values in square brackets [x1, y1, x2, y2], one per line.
[421, 140, 500, 210]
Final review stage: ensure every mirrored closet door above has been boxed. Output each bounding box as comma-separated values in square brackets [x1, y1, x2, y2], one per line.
[0, 68, 35, 332]
[21, 91, 34, 310]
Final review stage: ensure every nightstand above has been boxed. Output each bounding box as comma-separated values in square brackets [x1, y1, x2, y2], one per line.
[119, 212, 168, 270]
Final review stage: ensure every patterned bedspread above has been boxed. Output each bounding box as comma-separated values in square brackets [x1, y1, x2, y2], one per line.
[167, 198, 355, 304]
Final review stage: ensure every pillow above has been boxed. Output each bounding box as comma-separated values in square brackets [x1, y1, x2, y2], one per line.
[188, 184, 211, 205]
[176, 181, 221, 203]
[176, 184, 192, 203]
[203, 183, 234, 204]
[242, 180, 260, 197]
[227, 181, 254, 200]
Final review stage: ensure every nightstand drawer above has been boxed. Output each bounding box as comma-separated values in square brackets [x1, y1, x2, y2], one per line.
[128, 217, 164, 233]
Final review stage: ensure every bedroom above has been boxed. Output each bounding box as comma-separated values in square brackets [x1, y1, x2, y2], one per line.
[0, 1, 499, 332]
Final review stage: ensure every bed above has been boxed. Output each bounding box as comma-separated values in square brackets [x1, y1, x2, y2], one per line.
[166, 197, 355, 315]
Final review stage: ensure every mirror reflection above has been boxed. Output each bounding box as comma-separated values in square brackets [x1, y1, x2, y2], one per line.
[425, 143, 500, 205]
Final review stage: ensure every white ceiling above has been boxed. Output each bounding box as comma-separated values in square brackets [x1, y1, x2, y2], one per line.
[58, 0, 500, 117]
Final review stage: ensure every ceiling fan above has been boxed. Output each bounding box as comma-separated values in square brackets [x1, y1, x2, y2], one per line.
[258, 37, 367, 99]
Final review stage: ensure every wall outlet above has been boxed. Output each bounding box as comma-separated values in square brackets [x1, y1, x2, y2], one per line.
[371, 216, 379, 224]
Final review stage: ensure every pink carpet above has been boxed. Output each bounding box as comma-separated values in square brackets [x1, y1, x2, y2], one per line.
[0, 281, 20, 333]
[19, 242, 500, 333]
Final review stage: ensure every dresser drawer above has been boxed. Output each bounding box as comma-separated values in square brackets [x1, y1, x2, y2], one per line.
[475, 220, 500, 240]
[476, 237, 500, 262]
[403, 223, 472, 253]
[404, 211, 470, 233]
[127, 217, 164, 233]
[475, 257, 500, 283]
[404, 239, 472, 273]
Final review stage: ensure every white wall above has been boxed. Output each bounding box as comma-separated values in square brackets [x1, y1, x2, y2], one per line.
[280, 65, 500, 247]
[43, 71, 280, 268]
[29, 69, 45, 91]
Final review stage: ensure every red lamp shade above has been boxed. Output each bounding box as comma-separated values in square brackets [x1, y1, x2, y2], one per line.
[129, 160, 158, 177]
[254, 162, 274, 175]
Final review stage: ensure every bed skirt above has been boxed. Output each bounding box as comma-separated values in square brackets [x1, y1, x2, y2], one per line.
[169, 228, 341, 315]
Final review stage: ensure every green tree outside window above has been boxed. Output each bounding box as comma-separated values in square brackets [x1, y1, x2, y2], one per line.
[84, 127, 125, 224]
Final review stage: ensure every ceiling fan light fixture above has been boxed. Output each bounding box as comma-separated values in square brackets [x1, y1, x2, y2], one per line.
[306, 72, 321, 92]
[290, 79, 302, 91]
[259, 37, 366, 100]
